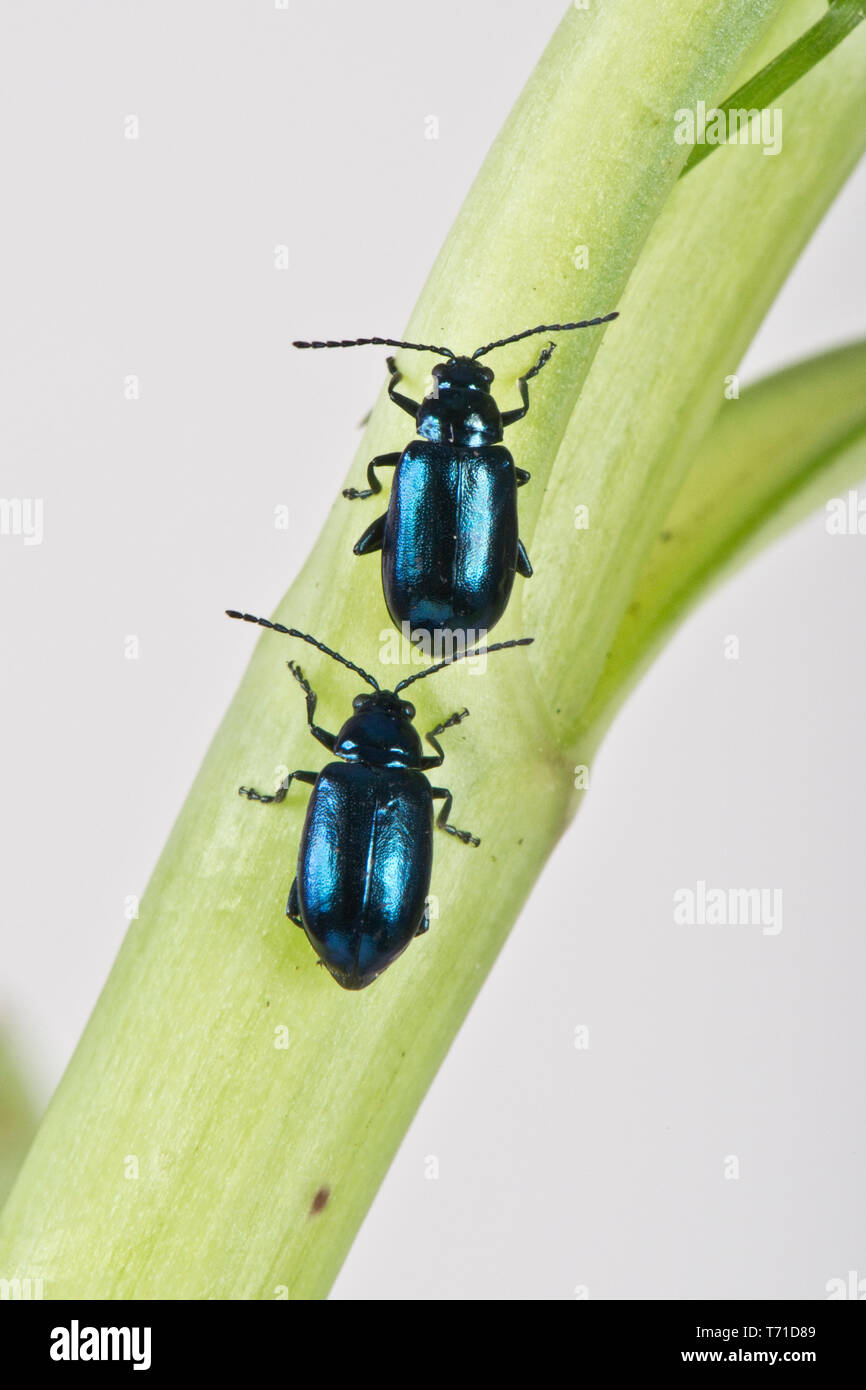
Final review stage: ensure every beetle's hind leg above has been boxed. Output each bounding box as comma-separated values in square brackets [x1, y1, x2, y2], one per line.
[343, 451, 400, 501]
[515, 467, 531, 487]
[238, 769, 317, 804]
[430, 787, 480, 848]
[516, 539, 533, 578]
[415, 902, 431, 937]
[353, 512, 386, 557]
[286, 878, 303, 927]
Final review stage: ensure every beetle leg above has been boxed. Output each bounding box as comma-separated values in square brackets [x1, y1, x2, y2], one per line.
[353, 512, 386, 557]
[430, 787, 480, 848]
[238, 768, 317, 805]
[515, 467, 531, 487]
[501, 341, 557, 427]
[516, 539, 533, 578]
[386, 355, 421, 417]
[286, 878, 303, 927]
[343, 451, 400, 501]
[421, 707, 470, 769]
[288, 661, 337, 751]
[415, 903, 431, 937]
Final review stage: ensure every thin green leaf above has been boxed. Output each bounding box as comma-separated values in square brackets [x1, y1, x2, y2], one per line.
[582, 341, 866, 740]
[681, 0, 865, 175]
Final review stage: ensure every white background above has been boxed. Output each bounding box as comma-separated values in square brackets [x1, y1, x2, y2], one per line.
[1, 0, 864, 1299]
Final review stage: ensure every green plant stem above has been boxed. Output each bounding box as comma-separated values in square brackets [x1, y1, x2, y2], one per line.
[0, 1029, 38, 1209]
[1, 0, 863, 1299]
[529, 1, 866, 742]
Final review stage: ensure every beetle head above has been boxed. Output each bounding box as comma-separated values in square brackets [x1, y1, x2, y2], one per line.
[418, 357, 502, 446]
[335, 690, 422, 768]
[431, 357, 494, 392]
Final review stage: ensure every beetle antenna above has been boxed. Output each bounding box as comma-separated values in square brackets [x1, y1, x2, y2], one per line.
[472, 313, 619, 359]
[226, 611, 380, 690]
[394, 638, 534, 692]
[293, 336, 455, 359]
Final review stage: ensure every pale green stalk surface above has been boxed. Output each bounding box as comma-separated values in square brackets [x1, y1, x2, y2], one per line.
[0, 1031, 37, 1210]
[1, 0, 864, 1298]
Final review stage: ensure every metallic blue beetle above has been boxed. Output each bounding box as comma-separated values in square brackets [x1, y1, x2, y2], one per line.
[294, 314, 618, 639]
[228, 610, 533, 990]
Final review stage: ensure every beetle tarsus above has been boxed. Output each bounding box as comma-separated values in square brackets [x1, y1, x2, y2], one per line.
[239, 768, 317, 805]
[239, 783, 287, 804]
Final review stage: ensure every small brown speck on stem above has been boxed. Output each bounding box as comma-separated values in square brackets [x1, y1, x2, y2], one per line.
[310, 1185, 331, 1215]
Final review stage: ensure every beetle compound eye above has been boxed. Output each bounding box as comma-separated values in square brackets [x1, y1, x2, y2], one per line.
[401, 702, 415, 720]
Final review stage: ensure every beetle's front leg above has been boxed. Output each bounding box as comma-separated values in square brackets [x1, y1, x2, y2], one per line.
[501, 341, 556, 427]
[343, 451, 400, 501]
[386, 355, 421, 417]
[239, 768, 317, 804]
[430, 786, 480, 847]
[287, 661, 336, 751]
[421, 708, 470, 769]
